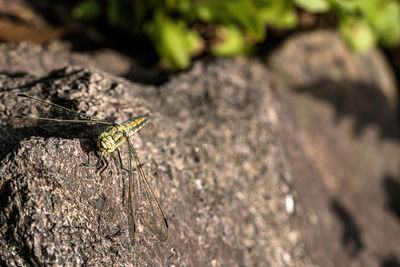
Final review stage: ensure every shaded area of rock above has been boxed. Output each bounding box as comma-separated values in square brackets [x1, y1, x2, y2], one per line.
[0, 42, 164, 85]
[269, 30, 400, 266]
[269, 30, 398, 139]
[0, 62, 310, 265]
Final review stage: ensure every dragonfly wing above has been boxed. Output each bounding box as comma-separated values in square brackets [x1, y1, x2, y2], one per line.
[126, 138, 137, 245]
[127, 137, 168, 242]
[13, 94, 112, 136]
[15, 94, 105, 122]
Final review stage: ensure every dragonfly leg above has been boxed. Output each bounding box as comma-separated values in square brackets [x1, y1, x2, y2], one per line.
[81, 151, 108, 173]
[99, 154, 108, 174]
[116, 148, 129, 174]
[80, 153, 99, 168]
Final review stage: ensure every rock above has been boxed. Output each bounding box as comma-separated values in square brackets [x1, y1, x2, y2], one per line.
[1, 29, 399, 266]
[0, 42, 162, 84]
[269, 30, 400, 266]
[0, 56, 309, 265]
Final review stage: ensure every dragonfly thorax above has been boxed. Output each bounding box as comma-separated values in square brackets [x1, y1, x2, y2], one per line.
[97, 125, 126, 153]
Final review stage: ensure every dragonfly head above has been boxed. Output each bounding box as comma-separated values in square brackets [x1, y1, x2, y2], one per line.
[97, 132, 115, 153]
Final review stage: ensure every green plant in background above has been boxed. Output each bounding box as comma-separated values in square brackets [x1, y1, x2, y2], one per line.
[145, 10, 202, 69]
[72, 0, 400, 69]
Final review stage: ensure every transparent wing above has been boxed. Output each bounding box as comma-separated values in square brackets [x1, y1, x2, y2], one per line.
[13, 94, 113, 135]
[126, 137, 168, 242]
[126, 137, 137, 245]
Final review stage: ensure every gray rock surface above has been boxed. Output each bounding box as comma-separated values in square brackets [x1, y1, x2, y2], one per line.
[1, 29, 399, 267]
[269, 30, 400, 267]
[0, 55, 309, 266]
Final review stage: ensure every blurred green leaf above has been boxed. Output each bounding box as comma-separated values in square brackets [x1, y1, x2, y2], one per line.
[146, 11, 201, 69]
[257, 0, 297, 28]
[339, 17, 376, 52]
[212, 26, 250, 56]
[224, 0, 264, 39]
[106, 0, 120, 26]
[368, 1, 400, 46]
[354, 0, 379, 18]
[194, 3, 231, 23]
[72, 0, 102, 19]
[195, 0, 264, 40]
[294, 0, 330, 12]
[329, 0, 357, 13]
[166, 0, 191, 13]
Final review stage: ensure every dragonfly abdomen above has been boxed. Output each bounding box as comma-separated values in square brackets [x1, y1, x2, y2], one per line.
[122, 115, 150, 137]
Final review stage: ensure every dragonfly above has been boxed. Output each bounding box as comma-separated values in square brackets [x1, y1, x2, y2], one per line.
[13, 93, 169, 242]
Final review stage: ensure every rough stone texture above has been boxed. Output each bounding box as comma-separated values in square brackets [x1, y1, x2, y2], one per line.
[0, 29, 399, 267]
[269, 30, 398, 139]
[269, 30, 400, 267]
[0, 55, 310, 266]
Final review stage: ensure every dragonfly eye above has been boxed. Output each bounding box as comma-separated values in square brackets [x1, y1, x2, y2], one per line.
[97, 133, 114, 152]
